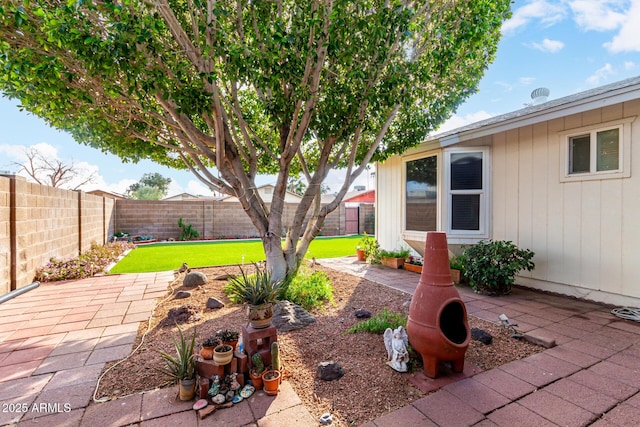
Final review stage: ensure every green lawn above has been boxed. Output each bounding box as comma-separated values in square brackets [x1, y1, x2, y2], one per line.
[109, 235, 362, 273]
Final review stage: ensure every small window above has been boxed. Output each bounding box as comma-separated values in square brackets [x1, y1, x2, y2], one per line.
[567, 126, 621, 176]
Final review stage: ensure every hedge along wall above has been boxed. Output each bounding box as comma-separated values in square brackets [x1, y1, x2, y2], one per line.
[0, 175, 114, 295]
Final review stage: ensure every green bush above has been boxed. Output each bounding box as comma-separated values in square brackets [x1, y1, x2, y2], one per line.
[281, 268, 334, 311]
[461, 240, 535, 295]
[347, 308, 407, 334]
[379, 248, 410, 259]
[357, 232, 380, 264]
[178, 218, 200, 241]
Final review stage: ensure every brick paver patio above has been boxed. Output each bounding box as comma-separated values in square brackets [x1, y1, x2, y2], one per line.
[2, 258, 640, 426]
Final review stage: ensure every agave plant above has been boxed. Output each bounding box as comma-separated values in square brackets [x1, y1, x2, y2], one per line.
[224, 264, 283, 306]
[156, 327, 196, 382]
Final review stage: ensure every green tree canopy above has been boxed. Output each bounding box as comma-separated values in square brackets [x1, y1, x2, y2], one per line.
[127, 172, 171, 199]
[0, 0, 511, 280]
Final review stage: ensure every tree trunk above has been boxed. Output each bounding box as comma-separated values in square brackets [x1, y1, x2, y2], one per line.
[263, 234, 288, 283]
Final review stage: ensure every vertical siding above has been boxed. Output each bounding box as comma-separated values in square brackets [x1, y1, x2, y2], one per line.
[376, 156, 403, 250]
[493, 101, 640, 302]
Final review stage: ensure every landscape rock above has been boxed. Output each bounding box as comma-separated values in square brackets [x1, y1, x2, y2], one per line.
[184, 271, 208, 287]
[206, 297, 225, 310]
[354, 309, 371, 319]
[175, 291, 191, 299]
[272, 301, 316, 331]
[471, 327, 493, 345]
[317, 361, 344, 381]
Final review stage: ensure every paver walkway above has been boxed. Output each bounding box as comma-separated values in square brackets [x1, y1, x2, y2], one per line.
[323, 257, 640, 427]
[2, 258, 640, 426]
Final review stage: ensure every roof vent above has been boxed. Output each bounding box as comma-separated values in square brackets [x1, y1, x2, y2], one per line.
[530, 87, 550, 105]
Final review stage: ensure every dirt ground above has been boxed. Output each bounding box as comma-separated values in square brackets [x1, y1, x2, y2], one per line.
[96, 264, 543, 426]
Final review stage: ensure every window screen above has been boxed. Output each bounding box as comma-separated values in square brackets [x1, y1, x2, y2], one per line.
[569, 135, 590, 174]
[596, 129, 619, 171]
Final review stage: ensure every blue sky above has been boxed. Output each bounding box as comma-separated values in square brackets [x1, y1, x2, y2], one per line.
[1, 0, 639, 197]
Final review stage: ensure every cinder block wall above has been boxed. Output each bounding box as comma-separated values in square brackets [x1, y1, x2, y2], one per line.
[114, 199, 216, 240]
[1, 175, 112, 293]
[0, 177, 10, 295]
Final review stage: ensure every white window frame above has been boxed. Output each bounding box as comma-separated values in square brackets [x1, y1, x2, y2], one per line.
[560, 118, 634, 182]
[401, 151, 441, 239]
[444, 147, 490, 240]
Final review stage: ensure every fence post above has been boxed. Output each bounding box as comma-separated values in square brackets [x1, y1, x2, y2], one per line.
[9, 176, 16, 292]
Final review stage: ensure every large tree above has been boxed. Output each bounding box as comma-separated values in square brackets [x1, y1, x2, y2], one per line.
[127, 172, 172, 199]
[12, 146, 97, 190]
[0, 0, 511, 280]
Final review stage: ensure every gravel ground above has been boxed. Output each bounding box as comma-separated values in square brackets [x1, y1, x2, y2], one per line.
[96, 264, 543, 426]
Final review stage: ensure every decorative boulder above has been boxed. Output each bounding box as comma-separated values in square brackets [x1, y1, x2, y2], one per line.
[272, 301, 316, 331]
[471, 328, 493, 345]
[175, 291, 191, 299]
[317, 361, 344, 381]
[184, 272, 207, 287]
[354, 309, 372, 319]
[206, 297, 225, 310]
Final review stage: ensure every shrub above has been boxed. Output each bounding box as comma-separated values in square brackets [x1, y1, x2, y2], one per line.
[178, 218, 200, 241]
[281, 267, 334, 311]
[224, 264, 283, 305]
[461, 240, 535, 295]
[347, 308, 407, 334]
[34, 241, 134, 282]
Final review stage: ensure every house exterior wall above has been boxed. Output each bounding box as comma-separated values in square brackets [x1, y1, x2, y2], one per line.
[492, 99, 640, 305]
[377, 98, 640, 306]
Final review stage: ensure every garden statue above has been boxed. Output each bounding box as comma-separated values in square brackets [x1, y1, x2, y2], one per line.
[384, 326, 409, 372]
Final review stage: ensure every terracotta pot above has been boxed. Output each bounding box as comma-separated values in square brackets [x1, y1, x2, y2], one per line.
[356, 249, 366, 261]
[381, 257, 404, 269]
[249, 370, 263, 390]
[404, 263, 422, 273]
[406, 232, 470, 379]
[451, 269, 461, 285]
[213, 344, 233, 365]
[262, 370, 280, 396]
[200, 346, 215, 360]
[179, 378, 196, 401]
[248, 303, 274, 329]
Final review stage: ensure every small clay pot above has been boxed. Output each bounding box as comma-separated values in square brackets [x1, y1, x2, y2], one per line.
[261, 370, 280, 396]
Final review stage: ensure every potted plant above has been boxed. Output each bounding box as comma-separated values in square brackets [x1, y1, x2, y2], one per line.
[356, 233, 371, 261]
[249, 353, 264, 389]
[224, 264, 283, 329]
[216, 329, 239, 351]
[262, 369, 281, 395]
[200, 336, 220, 360]
[404, 255, 423, 273]
[213, 343, 234, 365]
[156, 327, 196, 401]
[379, 248, 410, 269]
[358, 233, 380, 264]
[449, 255, 464, 284]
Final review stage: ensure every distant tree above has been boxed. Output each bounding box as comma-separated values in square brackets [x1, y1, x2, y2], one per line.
[127, 173, 171, 200]
[0, 1, 511, 281]
[12, 147, 96, 190]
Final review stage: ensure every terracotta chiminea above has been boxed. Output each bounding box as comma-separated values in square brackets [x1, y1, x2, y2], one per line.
[407, 232, 470, 378]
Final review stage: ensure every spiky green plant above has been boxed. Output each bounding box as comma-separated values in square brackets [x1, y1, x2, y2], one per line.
[224, 264, 283, 306]
[156, 327, 196, 381]
[251, 353, 264, 374]
[271, 342, 280, 372]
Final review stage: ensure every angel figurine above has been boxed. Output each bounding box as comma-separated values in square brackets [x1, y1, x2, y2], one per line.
[383, 326, 409, 372]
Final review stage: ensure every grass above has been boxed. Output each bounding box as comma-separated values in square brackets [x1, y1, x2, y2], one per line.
[347, 308, 408, 334]
[109, 235, 363, 274]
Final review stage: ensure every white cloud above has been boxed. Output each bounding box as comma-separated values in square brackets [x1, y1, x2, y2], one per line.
[437, 111, 494, 134]
[586, 63, 616, 85]
[186, 180, 215, 197]
[603, 0, 640, 52]
[519, 77, 537, 85]
[529, 38, 565, 53]
[624, 61, 637, 70]
[569, 0, 627, 32]
[502, 1, 567, 34]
